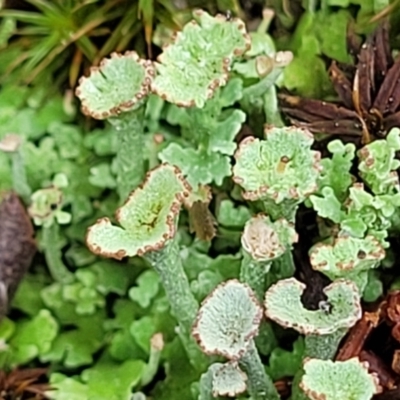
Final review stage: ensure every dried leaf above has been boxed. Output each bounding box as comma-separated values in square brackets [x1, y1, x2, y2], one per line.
[373, 57, 400, 114]
[188, 201, 217, 242]
[0, 368, 49, 399]
[329, 62, 353, 109]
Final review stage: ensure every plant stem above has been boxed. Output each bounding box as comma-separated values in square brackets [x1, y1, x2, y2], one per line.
[42, 223, 74, 284]
[145, 239, 209, 370]
[239, 341, 280, 400]
[108, 109, 146, 201]
[10, 150, 31, 204]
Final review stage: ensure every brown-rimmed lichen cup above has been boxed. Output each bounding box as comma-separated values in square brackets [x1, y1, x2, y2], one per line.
[151, 9, 250, 108]
[85, 163, 206, 369]
[265, 277, 363, 400]
[198, 362, 248, 400]
[309, 234, 385, 294]
[76, 51, 155, 201]
[232, 126, 321, 222]
[300, 357, 381, 400]
[264, 277, 362, 337]
[192, 279, 279, 400]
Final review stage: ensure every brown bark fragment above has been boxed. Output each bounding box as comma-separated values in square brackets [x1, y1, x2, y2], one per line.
[359, 350, 397, 390]
[336, 309, 381, 361]
[391, 349, 400, 375]
[0, 191, 36, 318]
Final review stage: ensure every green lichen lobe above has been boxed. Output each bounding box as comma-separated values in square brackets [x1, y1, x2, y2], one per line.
[76, 51, 155, 119]
[358, 128, 400, 195]
[86, 163, 191, 260]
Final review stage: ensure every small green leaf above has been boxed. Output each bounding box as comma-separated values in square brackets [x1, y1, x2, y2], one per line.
[81, 358, 146, 399]
[92, 261, 132, 296]
[89, 163, 117, 189]
[130, 316, 157, 354]
[265, 337, 304, 380]
[315, 10, 353, 63]
[8, 309, 58, 366]
[319, 140, 356, 202]
[47, 122, 84, 160]
[129, 270, 160, 308]
[42, 314, 105, 368]
[47, 373, 89, 400]
[0, 318, 15, 341]
[363, 271, 383, 302]
[159, 143, 231, 187]
[217, 199, 252, 228]
[12, 273, 47, 316]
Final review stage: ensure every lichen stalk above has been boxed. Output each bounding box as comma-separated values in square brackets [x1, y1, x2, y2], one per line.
[260, 199, 298, 223]
[240, 253, 277, 355]
[291, 329, 347, 400]
[240, 252, 268, 302]
[270, 250, 296, 287]
[145, 239, 198, 330]
[264, 85, 284, 127]
[42, 223, 74, 284]
[108, 109, 146, 201]
[144, 238, 208, 369]
[239, 341, 280, 400]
